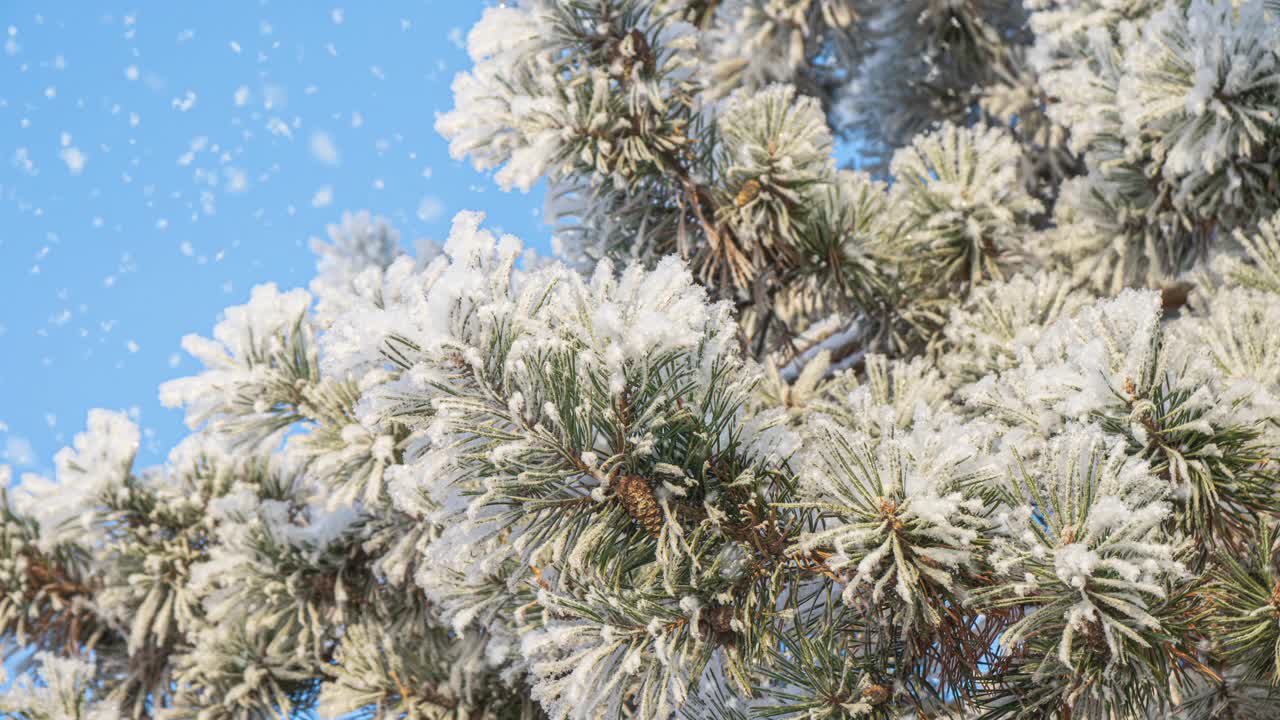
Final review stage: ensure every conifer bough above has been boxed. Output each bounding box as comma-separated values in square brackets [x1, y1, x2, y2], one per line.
[5, 1, 1280, 718]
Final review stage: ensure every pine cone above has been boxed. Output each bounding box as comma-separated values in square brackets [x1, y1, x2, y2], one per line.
[695, 602, 738, 644]
[615, 474, 663, 537]
[309, 573, 338, 604]
[861, 683, 890, 706]
[709, 603, 735, 634]
[1160, 281, 1193, 311]
[735, 179, 761, 208]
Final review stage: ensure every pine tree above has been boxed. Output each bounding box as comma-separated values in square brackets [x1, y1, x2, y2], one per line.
[5, 1, 1280, 718]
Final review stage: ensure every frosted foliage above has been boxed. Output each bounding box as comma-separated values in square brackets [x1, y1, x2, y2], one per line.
[159, 247, 409, 512]
[437, 2, 699, 192]
[1118, 0, 1280, 200]
[1037, 24, 1126, 158]
[316, 253, 435, 380]
[793, 419, 988, 614]
[359, 213, 734, 398]
[1026, 0, 1163, 54]
[412, 521, 523, 642]
[1219, 209, 1280, 295]
[942, 271, 1094, 387]
[821, 354, 952, 436]
[14, 409, 138, 549]
[971, 289, 1163, 429]
[315, 623, 496, 718]
[989, 426, 1182, 665]
[378, 211, 741, 512]
[1036, 0, 1280, 293]
[0, 652, 120, 720]
[718, 82, 834, 175]
[979, 49, 1072, 164]
[326, 212, 797, 716]
[891, 121, 1037, 227]
[1173, 288, 1280, 390]
[184, 283, 313, 367]
[327, 211, 743, 596]
[435, 3, 562, 192]
[1042, 175, 1153, 294]
[14, 0, 1280, 717]
[843, 0, 1027, 155]
[159, 282, 315, 440]
[890, 122, 1042, 283]
[1169, 282, 1280, 435]
[522, 591, 699, 720]
[717, 84, 834, 249]
[704, 0, 855, 95]
[312, 210, 399, 280]
[309, 210, 401, 326]
[572, 257, 737, 394]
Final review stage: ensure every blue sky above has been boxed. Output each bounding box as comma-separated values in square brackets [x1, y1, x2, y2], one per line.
[1, 1, 551, 475]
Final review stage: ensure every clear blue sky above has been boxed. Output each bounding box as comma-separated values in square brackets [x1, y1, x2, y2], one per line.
[1, 1, 551, 475]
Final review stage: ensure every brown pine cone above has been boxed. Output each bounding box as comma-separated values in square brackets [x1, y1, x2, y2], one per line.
[735, 179, 761, 208]
[712, 604, 735, 635]
[861, 683, 891, 706]
[615, 474, 664, 537]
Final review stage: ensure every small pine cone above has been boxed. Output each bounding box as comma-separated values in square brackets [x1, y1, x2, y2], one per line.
[1160, 281, 1192, 311]
[877, 497, 897, 517]
[861, 683, 890, 706]
[309, 573, 338, 604]
[1059, 524, 1077, 546]
[696, 602, 737, 643]
[615, 474, 663, 537]
[877, 497, 904, 531]
[709, 603, 735, 634]
[735, 179, 761, 208]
